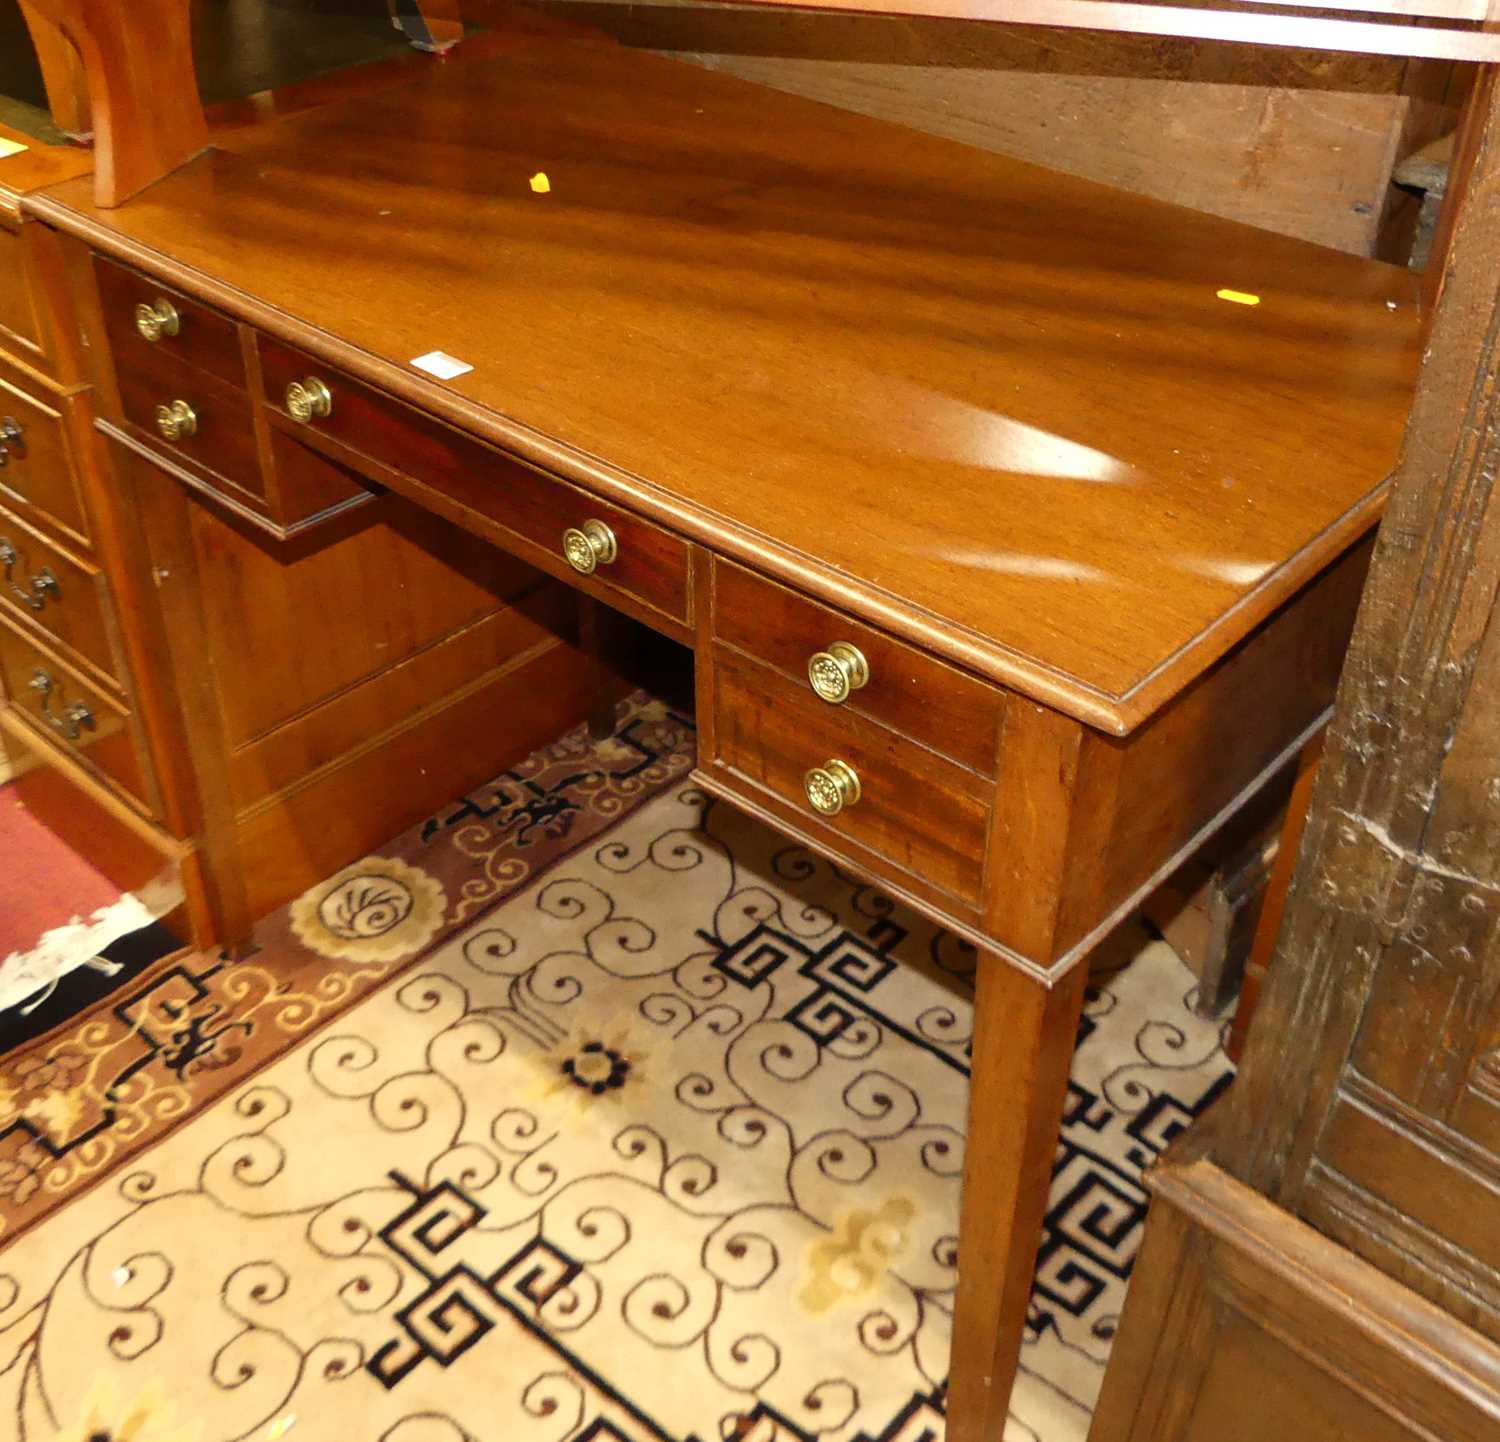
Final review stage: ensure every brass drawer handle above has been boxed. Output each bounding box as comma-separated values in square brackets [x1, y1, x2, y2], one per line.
[286, 377, 333, 423]
[804, 758, 861, 816]
[807, 642, 869, 705]
[562, 519, 618, 575]
[28, 668, 94, 741]
[0, 417, 24, 469]
[134, 298, 181, 342]
[0, 539, 59, 612]
[154, 399, 197, 442]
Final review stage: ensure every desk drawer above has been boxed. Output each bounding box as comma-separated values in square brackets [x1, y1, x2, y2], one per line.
[0, 366, 89, 544]
[258, 337, 690, 627]
[116, 346, 266, 506]
[713, 558, 1002, 776]
[0, 618, 148, 807]
[0, 224, 41, 366]
[96, 255, 247, 391]
[0, 502, 117, 683]
[711, 646, 989, 905]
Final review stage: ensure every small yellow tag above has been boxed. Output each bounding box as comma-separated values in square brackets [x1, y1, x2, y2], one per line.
[1216, 288, 1261, 306]
[0, 138, 29, 160]
[529, 172, 551, 194]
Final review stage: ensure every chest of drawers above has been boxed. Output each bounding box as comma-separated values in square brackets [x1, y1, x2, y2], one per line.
[0, 132, 204, 906]
[0, 166, 161, 814]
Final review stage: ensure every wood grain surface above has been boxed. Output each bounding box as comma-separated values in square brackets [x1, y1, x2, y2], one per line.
[539, 0, 1464, 257]
[0, 355, 90, 546]
[18, 0, 207, 206]
[27, 30, 1419, 732]
[0, 613, 152, 808]
[1210, 64, 1500, 1347]
[712, 554, 1004, 775]
[0, 496, 118, 685]
[1089, 1152, 1500, 1442]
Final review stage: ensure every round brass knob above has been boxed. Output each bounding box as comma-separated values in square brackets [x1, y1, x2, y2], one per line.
[804, 759, 861, 816]
[286, 377, 333, 424]
[134, 298, 181, 343]
[154, 399, 197, 442]
[807, 642, 870, 705]
[562, 519, 618, 575]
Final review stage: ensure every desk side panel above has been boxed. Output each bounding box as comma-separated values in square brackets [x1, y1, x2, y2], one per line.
[1054, 535, 1374, 961]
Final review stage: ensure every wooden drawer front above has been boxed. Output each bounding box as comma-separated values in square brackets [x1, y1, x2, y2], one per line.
[263, 426, 376, 531]
[258, 337, 690, 626]
[0, 224, 41, 366]
[116, 346, 265, 504]
[0, 619, 147, 806]
[95, 255, 247, 390]
[714, 558, 1002, 775]
[712, 646, 989, 905]
[0, 370, 88, 543]
[0, 503, 117, 683]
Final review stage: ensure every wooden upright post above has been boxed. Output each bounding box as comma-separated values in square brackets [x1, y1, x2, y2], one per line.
[19, 0, 207, 207]
[1215, 72, 1500, 1206]
[17, 0, 91, 137]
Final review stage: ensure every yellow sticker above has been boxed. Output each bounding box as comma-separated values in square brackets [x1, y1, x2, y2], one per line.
[529, 172, 551, 194]
[1216, 289, 1261, 306]
[0, 138, 30, 160]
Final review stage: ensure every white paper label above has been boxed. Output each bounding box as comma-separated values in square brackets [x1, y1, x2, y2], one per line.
[0, 138, 30, 159]
[411, 350, 474, 380]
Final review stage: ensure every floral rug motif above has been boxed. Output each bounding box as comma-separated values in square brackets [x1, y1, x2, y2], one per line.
[0, 694, 695, 1246]
[0, 774, 1231, 1442]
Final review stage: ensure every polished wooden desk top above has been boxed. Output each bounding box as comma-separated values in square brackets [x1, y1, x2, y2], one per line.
[28, 28, 1419, 731]
[0, 120, 91, 218]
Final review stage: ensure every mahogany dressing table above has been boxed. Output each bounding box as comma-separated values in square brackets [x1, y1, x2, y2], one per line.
[2, 6, 1426, 1436]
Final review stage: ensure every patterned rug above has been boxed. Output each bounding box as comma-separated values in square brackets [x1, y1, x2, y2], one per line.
[0, 698, 1231, 1442]
[0, 694, 695, 1249]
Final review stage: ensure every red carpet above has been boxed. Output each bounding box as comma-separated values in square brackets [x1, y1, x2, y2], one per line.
[0, 782, 120, 962]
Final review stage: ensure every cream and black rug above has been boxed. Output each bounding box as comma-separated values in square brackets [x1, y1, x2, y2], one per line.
[0, 699, 1230, 1442]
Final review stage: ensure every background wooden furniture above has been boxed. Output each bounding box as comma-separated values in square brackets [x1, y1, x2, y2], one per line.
[0, 121, 208, 927]
[541, 0, 1466, 260]
[1092, 60, 1500, 1442]
[1092, 1129, 1500, 1442]
[15, 0, 87, 135]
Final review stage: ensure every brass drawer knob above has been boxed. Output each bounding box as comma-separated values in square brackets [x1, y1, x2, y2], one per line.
[286, 376, 333, 423]
[154, 399, 197, 442]
[134, 298, 181, 342]
[804, 758, 861, 816]
[807, 642, 870, 705]
[562, 519, 618, 575]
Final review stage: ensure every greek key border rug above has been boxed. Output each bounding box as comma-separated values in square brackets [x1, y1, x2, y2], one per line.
[0, 694, 696, 1248]
[0, 704, 1231, 1442]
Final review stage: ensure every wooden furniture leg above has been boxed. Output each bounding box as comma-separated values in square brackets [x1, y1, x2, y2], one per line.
[1226, 732, 1324, 1063]
[17, 0, 91, 136]
[947, 956, 1090, 1442]
[578, 593, 633, 739]
[389, 0, 465, 52]
[18, 0, 207, 207]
